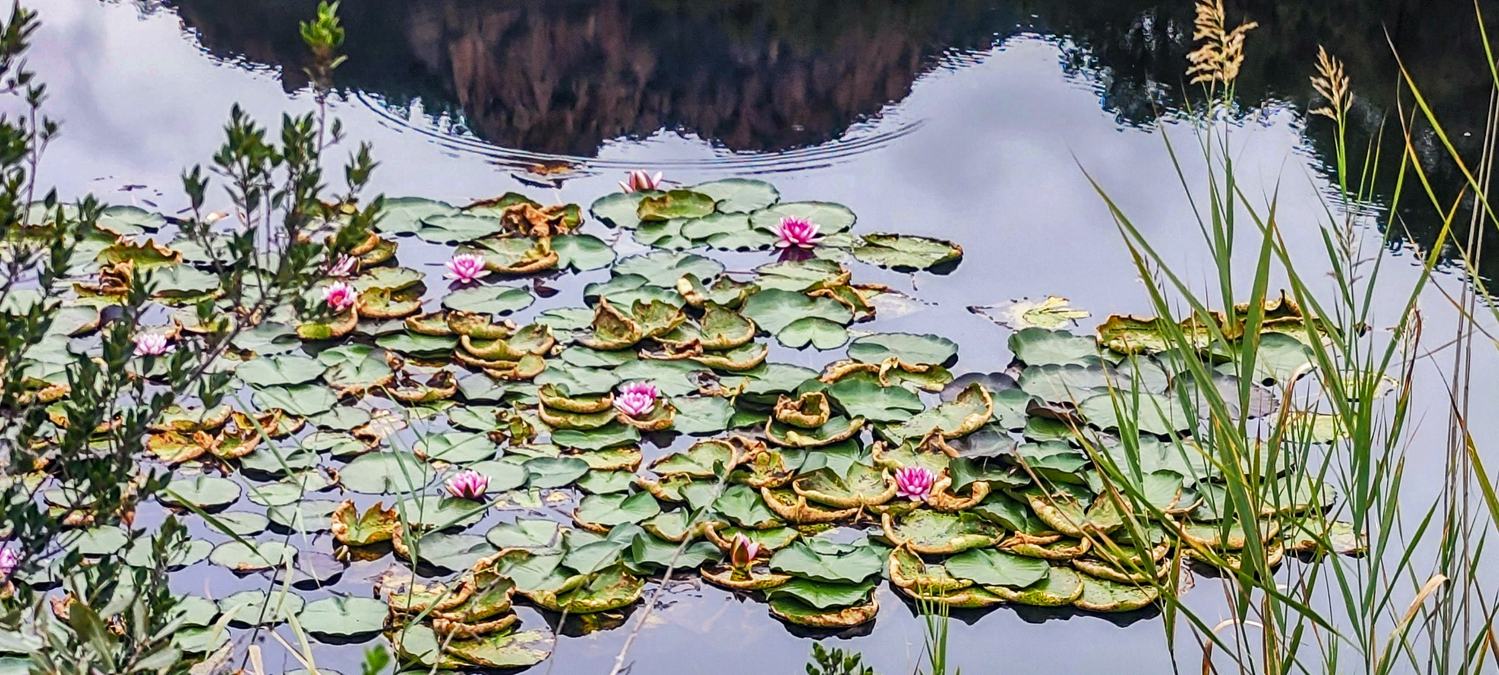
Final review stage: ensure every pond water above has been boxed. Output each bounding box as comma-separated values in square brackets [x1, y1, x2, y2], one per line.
[22, 0, 1499, 673]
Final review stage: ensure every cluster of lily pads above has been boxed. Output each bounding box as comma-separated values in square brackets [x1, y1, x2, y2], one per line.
[5, 175, 1360, 671]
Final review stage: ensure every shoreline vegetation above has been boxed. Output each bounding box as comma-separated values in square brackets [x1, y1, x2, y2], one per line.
[0, 1, 1493, 674]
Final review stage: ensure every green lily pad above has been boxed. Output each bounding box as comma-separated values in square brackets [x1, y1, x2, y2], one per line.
[670, 396, 735, 435]
[162, 475, 242, 510]
[374, 197, 458, 234]
[416, 213, 500, 243]
[486, 517, 563, 550]
[266, 499, 338, 533]
[221, 589, 305, 627]
[881, 382, 992, 442]
[97, 205, 166, 234]
[442, 285, 534, 315]
[525, 457, 590, 489]
[297, 596, 386, 639]
[750, 202, 856, 235]
[849, 332, 958, 366]
[713, 484, 781, 528]
[1073, 575, 1159, 612]
[341, 452, 433, 494]
[246, 380, 332, 415]
[575, 492, 661, 528]
[376, 332, 457, 357]
[209, 540, 297, 572]
[777, 316, 848, 350]
[691, 178, 780, 213]
[944, 548, 1051, 588]
[766, 578, 876, 610]
[317, 344, 394, 392]
[237, 354, 324, 388]
[1018, 364, 1109, 403]
[1009, 328, 1104, 366]
[637, 189, 716, 221]
[886, 510, 1003, 554]
[852, 233, 961, 270]
[992, 566, 1085, 606]
[824, 373, 924, 423]
[551, 423, 640, 451]
[769, 537, 884, 584]
[553, 234, 616, 271]
[613, 250, 725, 285]
[741, 289, 852, 335]
[415, 432, 499, 464]
[1079, 392, 1192, 436]
[403, 531, 496, 572]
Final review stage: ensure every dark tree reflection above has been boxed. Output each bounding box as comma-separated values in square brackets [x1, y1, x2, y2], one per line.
[164, 0, 1498, 278]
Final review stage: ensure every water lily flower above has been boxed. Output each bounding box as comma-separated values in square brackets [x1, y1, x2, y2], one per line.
[445, 470, 490, 500]
[0, 546, 16, 580]
[614, 381, 660, 418]
[323, 281, 358, 313]
[132, 332, 173, 357]
[729, 533, 761, 571]
[325, 254, 357, 278]
[619, 170, 663, 193]
[774, 216, 822, 249]
[894, 466, 937, 502]
[444, 253, 491, 284]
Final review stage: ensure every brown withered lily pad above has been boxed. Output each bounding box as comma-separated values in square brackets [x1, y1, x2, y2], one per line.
[773, 391, 832, 429]
[761, 487, 860, 525]
[446, 311, 517, 339]
[765, 416, 864, 448]
[700, 561, 793, 591]
[768, 595, 879, 628]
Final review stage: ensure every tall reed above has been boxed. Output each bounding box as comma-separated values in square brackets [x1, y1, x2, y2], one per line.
[1076, 0, 1497, 672]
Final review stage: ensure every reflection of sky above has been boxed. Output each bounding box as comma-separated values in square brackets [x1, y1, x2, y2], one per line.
[27, 2, 1499, 672]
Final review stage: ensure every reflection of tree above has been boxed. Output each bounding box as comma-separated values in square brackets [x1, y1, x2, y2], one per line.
[164, 0, 1496, 276]
[1036, 0, 1495, 277]
[168, 0, 1010, 155]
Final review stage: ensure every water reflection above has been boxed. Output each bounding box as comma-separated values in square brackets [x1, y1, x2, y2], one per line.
[162, 0, 1496, 276]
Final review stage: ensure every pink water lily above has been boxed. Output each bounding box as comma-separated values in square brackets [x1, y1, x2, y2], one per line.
[729, 533, 761, 571]
[325, 254, 357, 278]
[894, 466, 937, 502]
[445, 470, 490, 501]
[619, 170, 664, 193]
[614, 381, 660, 418]
[445, 253, 491, 284]
[774, 216, 822, 249]
[0, 546, 16, 580]
[132, 332, 173, 357]
[323, 281, 358, 313]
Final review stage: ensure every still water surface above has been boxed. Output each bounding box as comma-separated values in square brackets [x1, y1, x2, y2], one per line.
[25, 1, 1499, 672]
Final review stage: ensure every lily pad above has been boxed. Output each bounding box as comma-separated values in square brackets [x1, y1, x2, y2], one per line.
[769, 537, 884, 584]
[943, 548, 1051, 588]
[637, 189, 716, 221]
[881, 383, 992, 442]
[442, 285, 534, 315]
[297, 596, 386, 639]
[209, 540, 297, 572]
[849, 332, 958, 366]
[162, 475, 242, 510]
[741, 289, 852, 335]
[691, 178, 780, 213]
[341, 452, 433, 494]
[852, 233, 961, 270]
[221, 590, 305, 627]
[750, 202, 856, 235]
